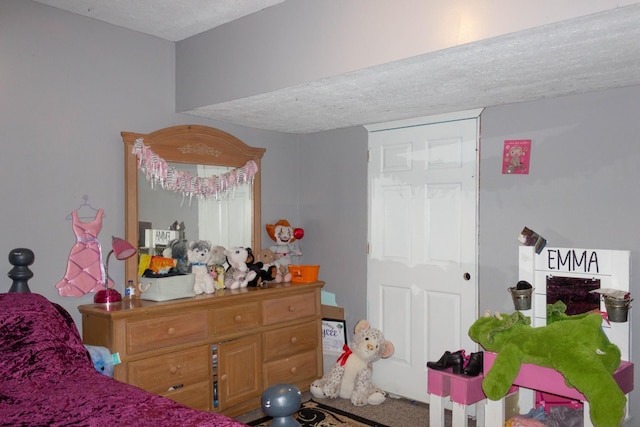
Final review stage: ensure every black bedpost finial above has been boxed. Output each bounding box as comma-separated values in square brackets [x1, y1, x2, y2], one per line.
[8, 248, 34, 293]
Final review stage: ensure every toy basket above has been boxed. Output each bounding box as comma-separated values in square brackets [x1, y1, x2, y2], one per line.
[289, 265, 320, 284]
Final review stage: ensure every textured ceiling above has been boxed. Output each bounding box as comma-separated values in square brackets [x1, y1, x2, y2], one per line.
[33, 0, 284, 41]
[33, 1, 640, 134]
[189, 5, 640, 133]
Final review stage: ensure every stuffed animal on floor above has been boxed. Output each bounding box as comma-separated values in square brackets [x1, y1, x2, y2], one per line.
[266, 219, 301, 275]
[224, 247, 257, 290]
[468, 310, 625, 427]
[310, 320, 395, 406]
[255, 248, 291, 283]
[84, 344, 120, 378]
[187, 240, 215, 294]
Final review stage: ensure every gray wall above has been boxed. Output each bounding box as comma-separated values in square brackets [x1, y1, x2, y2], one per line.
[3, 0, 638, 420]
[479, 87, 640, 418]
[297, 127, 369, 331]
[1, 0, 176, 323]
[479, 87, 640, 315]
[1, 0, 299, 330]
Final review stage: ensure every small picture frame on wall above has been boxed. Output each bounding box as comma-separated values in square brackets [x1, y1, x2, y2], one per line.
[502, 139, 532, 174]
[321, 318, 347, 355]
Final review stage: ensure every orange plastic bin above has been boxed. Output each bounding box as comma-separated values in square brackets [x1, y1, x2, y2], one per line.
[289, 265, 320, 283]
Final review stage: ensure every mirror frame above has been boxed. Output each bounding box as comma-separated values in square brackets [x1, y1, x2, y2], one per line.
[121, 124, 266, 285]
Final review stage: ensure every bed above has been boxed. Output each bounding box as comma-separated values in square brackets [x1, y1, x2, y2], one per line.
[0, 292, 249, 427]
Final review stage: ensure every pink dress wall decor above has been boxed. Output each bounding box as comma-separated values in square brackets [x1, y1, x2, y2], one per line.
[56, 208, 113, 297]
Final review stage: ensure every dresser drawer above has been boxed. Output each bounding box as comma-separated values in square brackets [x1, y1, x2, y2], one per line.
[212, 302, 261, 334]
[127, 346, 211, 395]
[165, 380, 212, 411]
[263, 321, 319, 361]
[262, 292, 317, 325]
[263, 350, 319, 386]
[126, 310, 209, 354]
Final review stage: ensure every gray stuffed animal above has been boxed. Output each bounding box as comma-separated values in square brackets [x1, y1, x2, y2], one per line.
[163, 239, 190, 274]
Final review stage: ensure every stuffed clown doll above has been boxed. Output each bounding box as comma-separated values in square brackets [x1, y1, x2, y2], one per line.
[265, 219, 302, 276]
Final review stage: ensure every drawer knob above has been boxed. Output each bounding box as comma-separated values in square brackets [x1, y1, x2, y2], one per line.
[290, 336, 297, 344]
[290, 366, 297, 374]
[167, 327, 176, 335]
[220, 374, 228, 382]
[235, 315, 242, 322]
[288, 306, 296, 312]
[169, 366, 178, 374]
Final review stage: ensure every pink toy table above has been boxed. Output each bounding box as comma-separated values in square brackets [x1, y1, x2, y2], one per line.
[427, 367, 486, 427]
[483, 351, 634, 427]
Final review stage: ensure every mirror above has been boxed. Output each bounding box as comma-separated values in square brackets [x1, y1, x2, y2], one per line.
[121, 125, 265, 284]
[136, 163, 253, 253]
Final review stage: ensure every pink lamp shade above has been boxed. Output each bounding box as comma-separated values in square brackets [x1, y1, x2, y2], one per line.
[94, 237, 137, 304]
[111, 237, 137, 260]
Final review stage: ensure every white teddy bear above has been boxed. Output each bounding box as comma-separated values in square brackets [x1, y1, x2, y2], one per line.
[311, 320, 395, 406]
[187, 240, 215, 294]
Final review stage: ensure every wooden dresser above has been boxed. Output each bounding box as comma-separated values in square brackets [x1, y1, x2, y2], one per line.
[79, 281, 324, 417]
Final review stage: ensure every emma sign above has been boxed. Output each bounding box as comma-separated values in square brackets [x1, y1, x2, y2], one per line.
[545, 249, 600, 273]
[534, 247, 618, 275]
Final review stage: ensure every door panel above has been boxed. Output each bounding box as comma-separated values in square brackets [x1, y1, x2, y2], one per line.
[367, 111, 480, 402]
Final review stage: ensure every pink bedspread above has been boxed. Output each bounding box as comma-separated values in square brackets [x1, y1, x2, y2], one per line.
[0, 293, 248, 427]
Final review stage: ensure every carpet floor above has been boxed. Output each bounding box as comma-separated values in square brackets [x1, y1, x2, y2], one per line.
[234, 392, 478, 427]
[244, 399, 391, 427]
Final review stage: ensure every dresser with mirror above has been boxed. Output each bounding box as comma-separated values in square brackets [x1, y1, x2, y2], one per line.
[79, 125, 324, 416]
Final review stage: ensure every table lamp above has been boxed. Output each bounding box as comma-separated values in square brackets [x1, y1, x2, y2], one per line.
[94, 237, 137, 304]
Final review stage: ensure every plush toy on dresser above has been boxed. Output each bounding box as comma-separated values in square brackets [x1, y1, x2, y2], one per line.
[266, 219, 301, 276]
[187, 240, 215, 294]
[162, 239, 190, 274]
[245, 248, 265, 287]
[207, 245, 227, 290]
[255, 248, 291, 283]
[311, 320, 395, 406]
[224, 247, 257, 290]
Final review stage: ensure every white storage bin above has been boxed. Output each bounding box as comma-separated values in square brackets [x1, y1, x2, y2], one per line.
[139, 274, 195, 301]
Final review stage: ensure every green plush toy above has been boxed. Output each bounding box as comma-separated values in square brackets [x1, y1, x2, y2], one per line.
[468, 309, 625, 427]
[546, 300, 591, 324]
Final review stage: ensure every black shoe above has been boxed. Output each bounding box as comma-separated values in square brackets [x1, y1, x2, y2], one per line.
[462, 351, 483, 376]
[427, 350, 464, 374]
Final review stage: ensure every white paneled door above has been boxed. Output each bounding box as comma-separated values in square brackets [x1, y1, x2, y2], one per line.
[366, 110, 481, 402]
